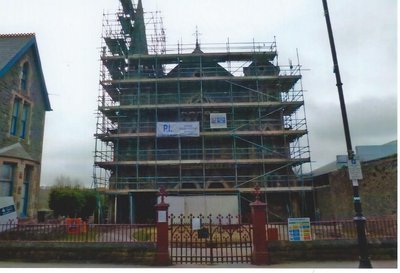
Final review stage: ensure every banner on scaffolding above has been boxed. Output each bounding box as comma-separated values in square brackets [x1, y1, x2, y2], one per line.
[156, 122, 200, 137]
[210, 113, 227, 129]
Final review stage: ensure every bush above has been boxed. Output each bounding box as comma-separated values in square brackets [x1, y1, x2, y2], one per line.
[49, 186, 99, 220]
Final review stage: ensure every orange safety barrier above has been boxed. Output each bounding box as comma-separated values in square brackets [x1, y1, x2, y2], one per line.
[65, 218, 82, 234]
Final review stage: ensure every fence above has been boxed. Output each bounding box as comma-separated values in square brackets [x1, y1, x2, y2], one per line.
[0, 216, 396, 243]
[169, 214, 253, 264]
[267, 216, 397, 241]
[0, 223, 156, 243]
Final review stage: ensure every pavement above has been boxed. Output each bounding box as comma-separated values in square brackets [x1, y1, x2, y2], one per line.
[0, 260, 397, 268]
[171, 260, 397, 268]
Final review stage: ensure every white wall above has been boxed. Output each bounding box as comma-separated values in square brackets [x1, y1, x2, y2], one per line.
[159, 195, 240, 224]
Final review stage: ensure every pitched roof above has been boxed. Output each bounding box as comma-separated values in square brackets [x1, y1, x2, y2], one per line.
[312, 140, 397, 176]
[0, 33, 52, 111]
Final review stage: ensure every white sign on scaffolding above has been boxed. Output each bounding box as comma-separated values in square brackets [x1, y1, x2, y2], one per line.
[210, 113, 227, 129]
[156, 122, 200, 137]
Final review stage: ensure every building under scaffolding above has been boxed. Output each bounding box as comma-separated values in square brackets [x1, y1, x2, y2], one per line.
[94, 0, 314, 223]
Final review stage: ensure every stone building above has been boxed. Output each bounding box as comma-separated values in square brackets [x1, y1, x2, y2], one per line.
[313, 141, 397, 220]
[0, 33, 51, 219]
[94, 0, 313, 223]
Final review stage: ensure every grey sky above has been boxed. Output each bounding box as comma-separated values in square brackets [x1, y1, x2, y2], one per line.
[0, 0, 397, 187]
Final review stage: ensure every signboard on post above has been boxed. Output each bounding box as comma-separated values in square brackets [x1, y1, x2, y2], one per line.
[348, 159, 363, 180]
[192, 218, 201, 230]
[156, 122, 200, 137]
[158, 211, 167, 223]
[288, 217, 312, 241]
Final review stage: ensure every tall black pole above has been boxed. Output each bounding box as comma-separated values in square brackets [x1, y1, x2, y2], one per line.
[321, 0, 372, 268]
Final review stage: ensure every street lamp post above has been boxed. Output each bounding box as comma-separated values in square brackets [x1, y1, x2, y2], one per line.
[321, 0, 372, 268]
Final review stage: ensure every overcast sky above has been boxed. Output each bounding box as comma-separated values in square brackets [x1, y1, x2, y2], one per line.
[0, 0, 397, 187]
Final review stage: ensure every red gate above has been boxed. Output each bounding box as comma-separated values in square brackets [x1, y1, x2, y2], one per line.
[169, 213, 252, 264]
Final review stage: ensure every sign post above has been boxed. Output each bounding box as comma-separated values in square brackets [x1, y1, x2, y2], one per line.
[322, 0, 372, 267]
[348, 159, 363, 180]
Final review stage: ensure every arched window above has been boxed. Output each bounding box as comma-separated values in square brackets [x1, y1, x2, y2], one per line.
[20, 62, 29, 92]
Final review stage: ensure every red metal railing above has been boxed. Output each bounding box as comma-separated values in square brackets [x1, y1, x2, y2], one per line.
[267, 216, 397, 241]
[168, 214, 253, 264]
[0, 223, 156, 243]
[0, 216, 396, 243]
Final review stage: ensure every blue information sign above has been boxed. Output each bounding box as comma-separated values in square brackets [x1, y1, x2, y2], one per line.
[0, 205, 15, 216]
[288, 217, 312, 241]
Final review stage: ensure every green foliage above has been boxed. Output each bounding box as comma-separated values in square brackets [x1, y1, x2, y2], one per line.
[80, 190, 97, 220]
[49, 186, 99, 219]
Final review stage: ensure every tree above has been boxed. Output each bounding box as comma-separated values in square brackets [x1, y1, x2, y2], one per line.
[48, 186, 97, 220]
[53, 175, 84, 188]
[80, 190, 97, 220]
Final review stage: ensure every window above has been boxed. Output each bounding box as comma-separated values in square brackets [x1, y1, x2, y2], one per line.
[9, 97, 31, 139]
[20, 165, 33, 217]
[10, 98, 21, 136]
[20, 103, 30, 139]
[20, 62, 29, 92]
[0, 164, 14, 197]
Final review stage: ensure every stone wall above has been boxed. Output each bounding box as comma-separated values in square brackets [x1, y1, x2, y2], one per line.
[0, 48, 47, 161]
[0, 240, 395, 265]
[0, 242, 157, 265]
[268, 239, 397, 263]
[315, 156, 397, 220]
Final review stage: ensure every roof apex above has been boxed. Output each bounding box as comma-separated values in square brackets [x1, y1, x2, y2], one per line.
[0, 33, 52, 111]
[0, 33, 35, 38]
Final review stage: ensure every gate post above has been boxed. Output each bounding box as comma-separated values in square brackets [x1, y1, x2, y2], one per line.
[154, 186, 170, 266]
[250, 185, 270, 265]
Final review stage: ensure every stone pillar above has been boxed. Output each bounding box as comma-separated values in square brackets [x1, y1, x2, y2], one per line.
[250, 185, 270, 265]
[154, 186, 170, 266]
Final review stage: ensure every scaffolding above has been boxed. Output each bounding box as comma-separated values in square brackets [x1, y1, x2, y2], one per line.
[93, 0, 313, 222]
